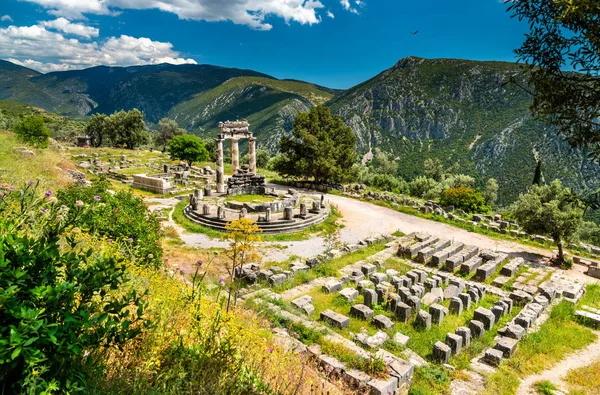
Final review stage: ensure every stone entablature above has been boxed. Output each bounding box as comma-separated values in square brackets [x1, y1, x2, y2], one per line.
[132, 174, 174, 194]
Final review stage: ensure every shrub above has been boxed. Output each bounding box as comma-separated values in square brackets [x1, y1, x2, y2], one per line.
[439, 187, 491, 213]
[168, 134, 209, 166]
[0, 182, 147, 393]
[57, 178, 163, 266]
[370, 174, 410, 194]
[409, 176, 438, 198]
[12, 116, 51, 148]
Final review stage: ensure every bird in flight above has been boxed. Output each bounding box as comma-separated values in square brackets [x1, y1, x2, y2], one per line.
[412, 30, 419, 35]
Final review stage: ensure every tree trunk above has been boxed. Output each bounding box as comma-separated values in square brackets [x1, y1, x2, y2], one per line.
[557, 240, 564, 263]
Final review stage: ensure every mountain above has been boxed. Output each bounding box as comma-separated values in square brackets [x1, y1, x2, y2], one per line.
[1, 57, 599, 206]
[328, 57, 600, 205]
[0, 61, 271, 121]
[168, 76, 336, 151]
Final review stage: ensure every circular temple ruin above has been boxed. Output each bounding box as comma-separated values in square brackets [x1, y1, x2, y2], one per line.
[183, 120, 330, 233]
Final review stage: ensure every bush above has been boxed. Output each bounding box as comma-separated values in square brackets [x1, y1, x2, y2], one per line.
[439, 187, 491, 213]
[0, 182, 147, 393]
[12, 116, 51, 148]
[409, 176, 438, 198]
[57, 178, 163, 266]
[369, 173, 409, 194]
[168, 134, 209, 166]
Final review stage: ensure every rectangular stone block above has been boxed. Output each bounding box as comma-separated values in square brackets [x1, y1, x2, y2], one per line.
[494, 337, 518, 357]
[415, 310, 432, 329]
[456, 327, 471, 348]
[483, 348, 504, 366]
[431, 242, 464, 267]
[460, 256, 483, 274]
[364, 289, 378, 308]
[320, 309, 350, 329]
[433, 341, 451, 363]
[350, 304, 374, 320]
[395, 302, 412, 323]
[474, 307, 496, 330]
[373, 314, 394, 330]
[446, 333, 463, 355]
[459, 293, 472, 310]
[361, 263, 377, 275]
[449, 297, 463, 315]
[370, 272, 388, 285]
[430, 303, 448, 325]
[469, 320, 485, 338]
[322, 280, 343, 293]
[339, 288, 359, 302]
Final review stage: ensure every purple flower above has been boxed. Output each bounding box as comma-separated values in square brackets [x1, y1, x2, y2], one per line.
[0, 192, 4, 198]
[94, 195, 101, 201]
[219, 277, 224, 284]
[30, 218, 35, 223]
[107, 239, 112, 244]
[164, 257, 169, 262]
[45, 190, 52, 197]
[28, 180, 34, 186]
[269, 347, 273, 354]
[9, 186, 14, 191]
[40, 208, 47, 214]
[120, 249, 125, 254]
[127, 237, 133, 243]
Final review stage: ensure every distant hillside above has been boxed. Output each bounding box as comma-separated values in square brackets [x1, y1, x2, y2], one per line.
[328, 57, 600, 205]
[168, 76, 335, 151]
[0, 61, 271, 122]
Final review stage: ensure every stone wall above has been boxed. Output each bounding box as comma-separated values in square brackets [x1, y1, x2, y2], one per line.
[226, 189, 300, 213]
[227, 167, 267, 196]
[133, 174, 173, 194]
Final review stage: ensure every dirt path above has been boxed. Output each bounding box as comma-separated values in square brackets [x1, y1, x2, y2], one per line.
[516, 330, 600, 395]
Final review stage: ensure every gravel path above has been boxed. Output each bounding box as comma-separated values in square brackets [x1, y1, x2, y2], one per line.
[516, 330, 600, 395]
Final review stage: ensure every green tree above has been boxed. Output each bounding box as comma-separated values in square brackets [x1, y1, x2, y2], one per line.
[106, 109, 149, 149]
[256, 149, 270, 169]
[370, 148, 398, 175]
[508, 0, 600, 160]
[439, 187, 491, 213]
[12, 116, 51, 148]
[409, 176, 438, 198]
[168, 134, 209, 166]
[512, 180, 585, 264]
[156, 118, 186, 151]
[275, 106, 358, 183]
[85, 114, 108, 147]
[484, 178, 499, 206]
[424, 158, 445, 181]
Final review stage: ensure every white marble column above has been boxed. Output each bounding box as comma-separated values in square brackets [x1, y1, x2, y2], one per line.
[248, 137, 257, 174]
[231, 139, 239, 175]
[216, 138, 225, 193]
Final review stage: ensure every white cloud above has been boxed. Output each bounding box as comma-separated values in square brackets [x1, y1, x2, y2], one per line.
[40, 18, 99, 38]
[22, 0, 326, 30]
[1, 15, 13, 22]
[340, 0, 358, 14]
[327, 10, 334, 18]
[0, 23, 196, 73]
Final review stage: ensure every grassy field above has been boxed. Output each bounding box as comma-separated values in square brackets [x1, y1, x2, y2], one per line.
[224, 194, 276, 203]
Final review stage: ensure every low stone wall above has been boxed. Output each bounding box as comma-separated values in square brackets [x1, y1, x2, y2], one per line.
[132, 174, 174, 194]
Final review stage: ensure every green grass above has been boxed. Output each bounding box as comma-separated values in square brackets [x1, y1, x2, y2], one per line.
[409, 365, 451, 395]
[533, 380, 558, 395]
[564, 359, 600, 395]
[172, 197, 344, 243]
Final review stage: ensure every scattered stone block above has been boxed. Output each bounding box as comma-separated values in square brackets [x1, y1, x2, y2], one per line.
[406, 295, 421, 312]
[494, 337, 518, 357]
[504, 324, 526, 340]
[514, 314, 533, 330]
[422, 287, 444, 306]
[339, 288, 359, 302]
[509, 290, 534, 305]
[386, 269, 400, 277]
[474, 307, 496, 330]
[393, 332, 410, 347]
[501, 257, 525, 277]
[449, 297, 463, 315]
[370, 272, 388, 285]
[357, 280, 374, 293]
[460, 256, 483, 274]
[429, 303, 448, 325]
[446, 333, 463, 355]
[483, 348, 504, 366]
[459, 293, 472, 310]
[443, 284, 460, 300]
[449, 279, 466, 293]
[364, 289, 378, 308]
[493, 276, 510, 288]
[501, 297, 513, 314]
[432, 341, 451, 363]
[469, 320, 485, 338]
[415, 310, 432, 329]
[291, 295, 314, 315]
[411, 285, 425, 298]
[322, 280, 343, 293]
[350, 304, 374, 320]
[269, 274, 287, 285]
[367, 377, 399, 395]
[373, 314, 394, 330]
[355, 331, 389, 349]
[491, 306, 504, 322]
[320, 309, 350, 329]
[361, 263, 377, 276]
[395, 302, 412, 323]
[455, 327, 471, 348]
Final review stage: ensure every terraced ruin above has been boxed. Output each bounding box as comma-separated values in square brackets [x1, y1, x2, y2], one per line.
[238, 232, 593, 394]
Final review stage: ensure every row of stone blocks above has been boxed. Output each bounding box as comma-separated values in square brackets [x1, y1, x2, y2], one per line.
[483, 290, 554, 366]
[308, 344, 414, 395]
[432, 298, 514, 364]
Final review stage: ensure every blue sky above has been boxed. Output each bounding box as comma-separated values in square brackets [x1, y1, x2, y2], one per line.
[0, 0, 527, 89]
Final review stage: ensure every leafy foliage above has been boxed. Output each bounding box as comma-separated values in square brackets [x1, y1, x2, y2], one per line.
[512, 180, 585, 262]
[57, 178, 163, 266]
[440, 187, 491, 213]
[12, 116, 51, 148]
[168, 134, 210, 166]
[484, 178, 499, 206]
[509, 0, 600, 160]
[0, 182, 147, 393]
[155, 117, 186, 151]
[275, 106, 358, 183]
[84, 109, 149, 149]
